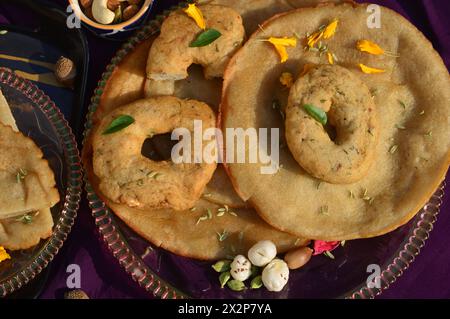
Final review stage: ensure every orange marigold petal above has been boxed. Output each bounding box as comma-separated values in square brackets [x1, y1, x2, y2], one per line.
[359, 63, 386, 74]
[266, 37, 297, 63]
[356, 40, 385, 55]
[323, 19, 338, 39]
[274, 44, 289, 63]
[307, 31, 323, 48]
[184, 3, 206, 30]
[268, 37, 297, 47]
[327, 52, 334, 65]
[0, 246, 11, 263]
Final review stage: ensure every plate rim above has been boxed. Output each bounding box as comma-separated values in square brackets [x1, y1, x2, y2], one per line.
[81, 2, 446, 299]
[0, 67, 83, 297]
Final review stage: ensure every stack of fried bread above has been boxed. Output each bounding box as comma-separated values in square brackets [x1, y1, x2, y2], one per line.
[83, 0, 449, 261]
[0, 89, 59, 250]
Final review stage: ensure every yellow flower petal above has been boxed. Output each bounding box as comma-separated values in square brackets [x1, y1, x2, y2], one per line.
[323, 19, 338, 39]
[327, 52, 334, 65]
[280, 72, 294, 88]
[266, 37, 297, 63]
[299, 63, 316, 77]
[184, 3, 206, 30]
[359, 63, 386, 74]
[307, 31, 323, 48]
[268, 37, 297, 47]
[356, 40, 385, 55]
[0, 246, 11, 263]
[274, 44, 288, 63]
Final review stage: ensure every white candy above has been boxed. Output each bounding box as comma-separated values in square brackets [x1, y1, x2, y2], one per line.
[262, 259, 289, 292]
[247, 240, 277, 267]
[230, 255, 252, 281]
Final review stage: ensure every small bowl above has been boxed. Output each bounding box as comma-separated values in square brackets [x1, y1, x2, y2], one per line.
[68, 0, 154, 40]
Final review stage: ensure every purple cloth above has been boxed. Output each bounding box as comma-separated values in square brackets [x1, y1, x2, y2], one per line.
[1, 0, 449, 299]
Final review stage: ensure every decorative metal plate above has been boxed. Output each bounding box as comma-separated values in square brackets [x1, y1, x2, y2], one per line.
[0, 68, 82, 297]
[82, 3, 446, 299]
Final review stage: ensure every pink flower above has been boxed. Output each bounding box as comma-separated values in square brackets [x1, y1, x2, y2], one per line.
[313, 240, 340, 256]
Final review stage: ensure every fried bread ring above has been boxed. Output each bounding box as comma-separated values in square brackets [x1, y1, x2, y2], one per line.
[285, 65, 379, 184]
[92, 96, 217, 211]
[145, 4, 245, 96]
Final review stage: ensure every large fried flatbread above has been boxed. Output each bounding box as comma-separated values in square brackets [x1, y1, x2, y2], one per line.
[109, 200, 304, 260]
[221, 3, 450, 240]
[0, 123, 59, 219]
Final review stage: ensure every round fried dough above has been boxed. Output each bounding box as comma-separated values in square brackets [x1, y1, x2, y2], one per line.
[146, 4, 245, 81]
[221, 3, 450, 240]
[285, 65, 379, 184]
[92, 96, 217, 211]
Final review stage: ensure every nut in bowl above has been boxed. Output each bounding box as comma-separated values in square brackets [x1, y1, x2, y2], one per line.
[68, 0, 154, 39]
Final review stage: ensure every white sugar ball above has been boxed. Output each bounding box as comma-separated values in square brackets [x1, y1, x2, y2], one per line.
[248, 240, 277, 267]
[262, 259, 289, 292]
[230, 255, 252, 281]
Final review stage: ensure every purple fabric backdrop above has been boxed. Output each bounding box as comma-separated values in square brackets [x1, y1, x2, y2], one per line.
[0, 0, 449, 299]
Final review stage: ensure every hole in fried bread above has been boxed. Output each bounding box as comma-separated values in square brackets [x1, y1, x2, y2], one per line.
[141, 133, 177, 161]
[324, 121, 337, 142]
[324, 104, 339, 143]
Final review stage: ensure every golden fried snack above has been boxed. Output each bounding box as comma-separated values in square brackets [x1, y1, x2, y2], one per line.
[0, 208, 53, 251]
[0, 123, 60, 220]
[92, 96, 217, 211]
[0, 89, 18, 131]
[285, 65, 379, 184]
[0, 101, 56, 251]
[145, 4, 245, 96]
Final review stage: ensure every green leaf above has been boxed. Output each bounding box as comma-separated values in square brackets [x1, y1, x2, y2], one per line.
[219, 271, 231, 288]
[250, 276, 263, 289]
[15, 211, 38, 225]
[216, 230, 229, 242]
[189, 29, 222, 47]
[102, 115, 135, 135]
[303, 104, 327, 125]
[227, 279, 246, 292]
[212, 260, 232, 273]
